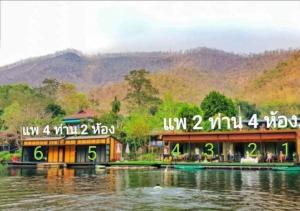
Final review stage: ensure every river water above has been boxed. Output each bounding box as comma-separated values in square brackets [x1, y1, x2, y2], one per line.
[0, 167, 299, 210]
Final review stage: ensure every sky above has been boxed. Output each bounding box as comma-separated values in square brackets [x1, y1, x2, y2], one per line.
[0, 1, 300, 66]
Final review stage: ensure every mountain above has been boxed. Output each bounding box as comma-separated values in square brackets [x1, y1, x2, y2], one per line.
[0, 49, 175, 89]
[88, 49, 299, 112]
[0, 47, 298, 113]
[241, 52, 300, 114]
[0, 47, 292, 87]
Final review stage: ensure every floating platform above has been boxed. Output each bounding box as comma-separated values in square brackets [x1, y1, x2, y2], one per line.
[108, 166, 157, 170]
[7, 161, 299, 171]
[174, 165, 204, 171]
[272, 166, 300, 171]
[170, 162, 296, 170]
[109, 161, 164, 167]
[37, 163, 67, 169]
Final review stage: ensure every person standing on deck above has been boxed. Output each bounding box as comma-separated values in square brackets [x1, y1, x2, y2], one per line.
[195, 147, 200, 162]
[266, 152, 272, 163]
[279, 151, 285, 163]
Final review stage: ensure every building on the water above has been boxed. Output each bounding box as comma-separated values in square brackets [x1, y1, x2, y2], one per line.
[161, 130, 300, 162]
[21, 135, 122, 164]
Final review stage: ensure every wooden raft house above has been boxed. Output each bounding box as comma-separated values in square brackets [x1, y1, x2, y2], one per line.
[21, 135, 122, 164]
[161, 129, 300, 162]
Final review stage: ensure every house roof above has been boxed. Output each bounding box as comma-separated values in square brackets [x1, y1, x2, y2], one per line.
[63, 109, 98, 120]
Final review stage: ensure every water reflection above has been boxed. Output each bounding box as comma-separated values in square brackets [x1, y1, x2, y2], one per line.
[0, 167, 299, 210]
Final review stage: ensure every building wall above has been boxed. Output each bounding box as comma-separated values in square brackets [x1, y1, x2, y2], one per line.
[22, 136, 122, 163]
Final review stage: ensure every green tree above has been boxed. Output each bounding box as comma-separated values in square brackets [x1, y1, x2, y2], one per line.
[38, 78, 60, 98]
[57, 83, 89, 114]
[2, 102, 23, 133]
[123, 110, 154, 151]
[201, 91, 237, 120]
[111, 96, 121, 114]
[0, 84, 45, 109]
[0, 108, 5, 130]
[45, 103, 66, 118]
[125, 69, 161, 111]
[237, 100, 261, 119]
[152, 94, 183, 129]
[178, 104, 202, 132]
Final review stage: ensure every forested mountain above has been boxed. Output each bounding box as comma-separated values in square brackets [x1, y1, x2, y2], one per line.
[0, 48, 293, 87]
[0, 47, 299, 113]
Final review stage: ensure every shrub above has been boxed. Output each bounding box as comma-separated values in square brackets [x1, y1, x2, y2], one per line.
[137, 153, 158, 161]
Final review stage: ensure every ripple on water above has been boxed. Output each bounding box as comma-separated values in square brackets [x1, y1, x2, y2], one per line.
[0, 168, 300, 210]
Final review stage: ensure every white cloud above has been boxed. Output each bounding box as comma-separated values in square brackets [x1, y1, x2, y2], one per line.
[0, 1, 300, 66]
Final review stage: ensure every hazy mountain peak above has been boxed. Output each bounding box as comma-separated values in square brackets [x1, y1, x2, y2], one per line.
[0, 47, 295, 91]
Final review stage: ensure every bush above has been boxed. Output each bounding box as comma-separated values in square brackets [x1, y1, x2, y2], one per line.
[0, 151, 12, 163]
[0, 150, 21, 163]
[137, 153, 158, 161]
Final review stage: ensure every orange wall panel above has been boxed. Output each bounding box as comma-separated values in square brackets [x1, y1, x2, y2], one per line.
[64, 146, 75, 163]
[48, 146, 59, 163]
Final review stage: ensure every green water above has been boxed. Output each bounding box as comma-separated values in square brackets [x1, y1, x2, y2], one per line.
[0, 167, 300, 210]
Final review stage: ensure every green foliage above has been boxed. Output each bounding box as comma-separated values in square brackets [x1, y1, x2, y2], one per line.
[0, 84, 54, 132]
[111, 96, 121, 114]
[237, 100, 261, 119]
[57, 83, 89, 114]
[37, 78, 60, 99]
[97, 111, 124, 140]
[151, 95, 184, 130]
[0, 108, 5, 130]
[0, 151, 13, 162]
[45, 103, 66, 118]
[137, 153, 158, 161]
[178, 104, 202, 132]
[123, 110, 154, 148]
[2, 102, 23, 133]
[125, 69, 161, 111]
[0, 84, 47, 109]
[201, 91, 237, 120]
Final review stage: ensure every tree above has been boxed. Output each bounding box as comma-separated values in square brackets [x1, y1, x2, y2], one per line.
[236, 100, 261, 119]
[38, 78, 60, 99]
[57, 83, 89, 114]
[178, 104, 202, 132]
[111, 96, 121, 114]
[2, 102, 23, 133]
[152, 94, 183, 128]
[0, 108, 5, 130]
[125, 69, 161, 111]
[45, 103, 66, 118]
[201, 91, 237, 120]
[0, 84, 44, 109]
[123, 110, 154, 151]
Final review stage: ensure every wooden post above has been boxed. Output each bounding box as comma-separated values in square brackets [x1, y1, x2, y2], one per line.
[223, 142, 228, 161]
[296, 131, 300, 162]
